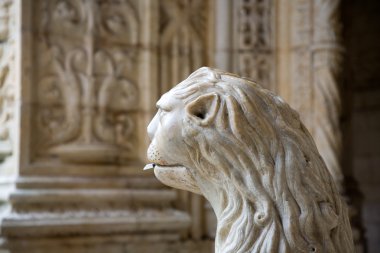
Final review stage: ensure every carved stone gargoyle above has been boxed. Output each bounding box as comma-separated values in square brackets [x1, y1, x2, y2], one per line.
[145, 67, 354, 253]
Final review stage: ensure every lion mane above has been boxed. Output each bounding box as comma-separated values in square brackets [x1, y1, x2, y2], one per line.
[171, 67, 354, 253]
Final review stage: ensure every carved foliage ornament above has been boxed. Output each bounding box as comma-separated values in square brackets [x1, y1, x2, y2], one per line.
[146, 67, 354, 253]
[234, 0, 274, 90]
[36, 0, 139, 163]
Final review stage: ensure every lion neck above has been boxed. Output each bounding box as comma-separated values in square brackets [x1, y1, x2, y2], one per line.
[191, 167, 287, 252]
[194, 176, 226, 220]
[199, 181, 286, 253]
[197, 181, 250, 252]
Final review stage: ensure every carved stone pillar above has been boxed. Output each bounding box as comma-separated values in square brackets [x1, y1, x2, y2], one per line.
[158, 0, 213, 241]
[232, 0, 275, 91]
[0, 0, 214, 252]
[0, 1, 18, 234]
[282, 0, 344, 188]
[277, 1, 363, 251]
[0, 0, 17, 195]
[214, 0, 364, 250]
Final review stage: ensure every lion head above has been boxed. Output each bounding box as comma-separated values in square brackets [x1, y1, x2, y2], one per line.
[146, 67, 354, 253]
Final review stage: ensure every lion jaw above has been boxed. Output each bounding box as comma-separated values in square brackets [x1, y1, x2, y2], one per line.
[151, 164, 202, 195]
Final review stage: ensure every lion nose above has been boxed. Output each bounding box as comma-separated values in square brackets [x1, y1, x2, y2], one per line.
[147, 113, 159, 141]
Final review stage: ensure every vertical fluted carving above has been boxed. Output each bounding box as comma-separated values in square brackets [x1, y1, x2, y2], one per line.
[158, 0, 211, 240]
[159, 0, 209, 93]
[312, 0, 343, 190]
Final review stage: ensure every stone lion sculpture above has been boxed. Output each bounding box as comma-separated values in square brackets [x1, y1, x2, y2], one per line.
[146, 67, 354, 253]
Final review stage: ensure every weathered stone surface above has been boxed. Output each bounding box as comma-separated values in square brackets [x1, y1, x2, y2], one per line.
[147, 67, 355, 253]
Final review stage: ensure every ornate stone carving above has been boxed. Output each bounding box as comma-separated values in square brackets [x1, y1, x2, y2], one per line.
[159, 0, 209, 93]
[0, 0, 15, 164]
[158, 0, 212, 240]
[233, 0, 274, 90]
[146, 67, 355, 253]
[35, 0, 140, 163]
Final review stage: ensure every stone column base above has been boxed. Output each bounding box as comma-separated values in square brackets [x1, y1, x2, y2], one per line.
[0, 176, 202, 253]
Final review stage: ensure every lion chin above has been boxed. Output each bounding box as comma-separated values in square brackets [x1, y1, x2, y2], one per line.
[144, 163, 201, 195]
[146, 67, 355, 253]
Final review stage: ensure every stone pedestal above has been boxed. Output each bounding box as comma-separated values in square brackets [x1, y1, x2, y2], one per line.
[2, 176, 194, 252]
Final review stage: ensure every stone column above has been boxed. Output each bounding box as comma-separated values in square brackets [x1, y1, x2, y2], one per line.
[0, 0, 18, 233]
[213, 0, 364, 250]
[157, 0, 214, 241]
[277, 0, 364, 251]
[0, 0, 214, 252]
[0, 0, 17, 199]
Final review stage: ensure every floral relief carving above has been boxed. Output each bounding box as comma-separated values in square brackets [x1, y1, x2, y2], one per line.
[38, 46, 83, 147]
[40, 0, 92, 37]
[96, 0, 139, 43]
[234, 0, 274, 90]
[93, 50, 138, 154]
[35, 0, 140, 163]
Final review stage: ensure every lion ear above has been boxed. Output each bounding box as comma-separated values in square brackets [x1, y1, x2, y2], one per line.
[186, 93, 219, 126]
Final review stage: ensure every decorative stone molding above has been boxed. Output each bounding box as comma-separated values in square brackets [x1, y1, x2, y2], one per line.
[158, 0, 212, 240]
[35, 0, 140, 164]
[233, 0, 275, 90]
[0, 0, 16, 166]
[159, 0, 210, 93]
